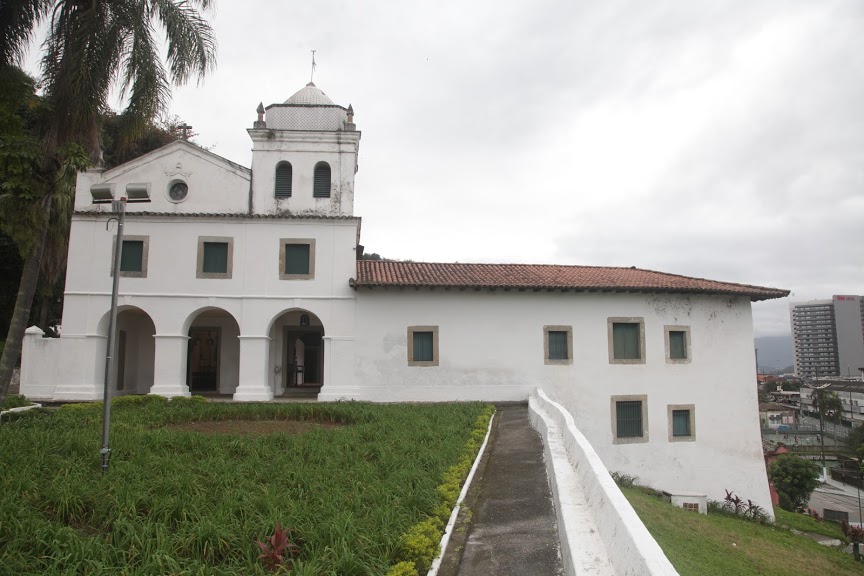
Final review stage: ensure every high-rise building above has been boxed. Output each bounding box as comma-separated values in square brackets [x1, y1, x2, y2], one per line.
[791, 295, 864, 378]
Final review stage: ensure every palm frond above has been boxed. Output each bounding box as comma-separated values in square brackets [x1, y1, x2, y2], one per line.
[151, 0, 217, 85]
[0, 0, 53, 66]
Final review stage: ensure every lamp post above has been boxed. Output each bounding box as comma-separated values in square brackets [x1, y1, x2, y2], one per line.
[90, 183, 150, 475]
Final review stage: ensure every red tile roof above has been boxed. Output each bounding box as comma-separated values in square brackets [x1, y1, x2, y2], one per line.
[353, 261, 789, 301]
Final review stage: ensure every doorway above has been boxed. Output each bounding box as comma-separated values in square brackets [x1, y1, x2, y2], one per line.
[283, 328, 323, 387]
[187, 327, 220, 392]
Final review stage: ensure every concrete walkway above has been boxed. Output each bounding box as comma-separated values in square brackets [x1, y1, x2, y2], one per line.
[453, 404, 564, 576]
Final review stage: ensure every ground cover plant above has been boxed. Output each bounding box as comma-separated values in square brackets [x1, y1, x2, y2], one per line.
[0, 396, 492, 575]
[622, 486, 861, 576]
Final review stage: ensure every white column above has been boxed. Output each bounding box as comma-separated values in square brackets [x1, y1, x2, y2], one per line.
[149, 334, 191, 397]
[233, 335, 273, 401]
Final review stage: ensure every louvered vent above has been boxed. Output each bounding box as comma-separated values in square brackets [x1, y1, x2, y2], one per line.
[313, 162, 331, 198]
[275, 162, 292, 197]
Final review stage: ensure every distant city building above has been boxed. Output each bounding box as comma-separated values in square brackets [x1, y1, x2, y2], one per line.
[790, 296, 864, 378]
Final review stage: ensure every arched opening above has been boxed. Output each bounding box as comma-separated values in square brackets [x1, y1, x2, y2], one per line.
[268, 309, 325, 396]
[97, 306, 155, 396]
[275, 161, 292, 198]
[184, 308, 241, 395]
[313, 162, 331, 198]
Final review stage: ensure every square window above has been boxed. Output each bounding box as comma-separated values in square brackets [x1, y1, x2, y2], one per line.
[544, 325, 573, 365]
[668, 404, 695, 441]
[407, 326, 439, 366]
[611, 395, 648, 444]
[279, 239, 316, 280]
[197, 237, 233, 278]
[665, 326, 691, 363]
[120, 241, 143, 272]
[608, 318, 645, 364]
[112, 235, 148, 278]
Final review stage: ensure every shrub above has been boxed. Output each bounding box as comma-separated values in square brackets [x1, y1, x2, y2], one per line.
[385, 561, 419, 576]
[1, 394, 32, 410]
[841, 520, 864, 543]
[707, 490, 770, 524]
[610, 471, 638, 487]
[768, 455, 820, 511]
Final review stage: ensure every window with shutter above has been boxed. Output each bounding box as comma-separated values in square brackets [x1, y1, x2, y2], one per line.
[407, 326, 439, 366]
[279, 239, 316, 280]
[668, 404, 695, 441]
[313, 162, 331, 198]
[612, 394, 648, 444]
[275, 162, 292, 197]
[665, 326, 691, 363]
[196, 237, 233, 279]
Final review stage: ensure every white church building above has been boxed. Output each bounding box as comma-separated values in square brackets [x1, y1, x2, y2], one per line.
[21, 82, 788, 510]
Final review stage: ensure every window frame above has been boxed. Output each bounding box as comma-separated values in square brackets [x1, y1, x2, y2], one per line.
[667, 404, 696, 442]
[279, 238, 316, 280]
[607, 317, 646, 364]
[611, 394, 649, 444]
[196, 236, 234, 279]
[111, 234, 149, 278]
[407, 325, 439, 367]
[543, 325, 573, 365]
[274, 161, 293, 198]
[313, 161, 331, 198]
[664, 325, 691, 364]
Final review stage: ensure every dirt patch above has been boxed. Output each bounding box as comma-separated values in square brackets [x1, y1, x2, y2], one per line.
[167, 420, 345, 436]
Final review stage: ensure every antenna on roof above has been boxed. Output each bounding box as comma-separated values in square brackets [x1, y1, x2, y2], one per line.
[310, 50, 317, 84]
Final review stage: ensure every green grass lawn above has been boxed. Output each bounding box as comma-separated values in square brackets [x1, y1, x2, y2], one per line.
[773, 508, 848, 542]
[0, 396, 491, 575]
[622, 487, 861, 576]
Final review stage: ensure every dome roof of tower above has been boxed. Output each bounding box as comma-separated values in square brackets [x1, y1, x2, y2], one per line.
[284, 82, 335, 105]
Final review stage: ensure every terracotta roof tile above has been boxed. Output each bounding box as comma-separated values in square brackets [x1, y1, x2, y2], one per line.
[353, 261, 788, 302]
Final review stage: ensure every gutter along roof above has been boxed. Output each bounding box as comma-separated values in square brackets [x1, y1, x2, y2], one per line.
[352, 261, 789, 302]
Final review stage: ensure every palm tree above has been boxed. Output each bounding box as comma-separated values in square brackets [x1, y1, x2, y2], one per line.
[0, 0, 217, 404]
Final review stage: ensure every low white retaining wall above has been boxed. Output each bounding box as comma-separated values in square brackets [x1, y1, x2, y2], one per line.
[530, 389, 678, 576]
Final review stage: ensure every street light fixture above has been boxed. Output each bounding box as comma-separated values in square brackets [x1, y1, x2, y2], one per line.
[90, 183, 150, 475]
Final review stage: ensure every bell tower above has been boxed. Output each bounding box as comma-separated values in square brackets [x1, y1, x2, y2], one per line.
[248, 82, 361, 216]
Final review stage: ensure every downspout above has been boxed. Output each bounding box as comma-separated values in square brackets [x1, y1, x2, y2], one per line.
[247, 171, 254, 215]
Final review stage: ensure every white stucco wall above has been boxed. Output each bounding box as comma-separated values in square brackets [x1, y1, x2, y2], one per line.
[74, 141, 250, 214]
[340, 289, 772, 511]
[248, 130, 360, 216]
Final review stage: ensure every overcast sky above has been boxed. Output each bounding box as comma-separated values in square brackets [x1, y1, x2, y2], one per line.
[23, 0, 864, 337]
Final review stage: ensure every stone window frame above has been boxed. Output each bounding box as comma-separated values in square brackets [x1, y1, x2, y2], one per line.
[111, 234, 149, 278]
[611, 394, 649, 445]
[279, 238, 316, 280]
[407, 325, 439, 367]
[543, 325, 573, 365]
[668, 404, 696, 442]
[664, 325, 692, 364]
[607, 317, 646, 364]
[196, 236, 234, 279]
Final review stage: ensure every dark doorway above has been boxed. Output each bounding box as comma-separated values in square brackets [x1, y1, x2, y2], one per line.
[284, 329, 323, 387]
[188, 327, 220, 392]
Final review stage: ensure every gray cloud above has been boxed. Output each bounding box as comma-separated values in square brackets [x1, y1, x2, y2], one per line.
[21, 0, 862, 337]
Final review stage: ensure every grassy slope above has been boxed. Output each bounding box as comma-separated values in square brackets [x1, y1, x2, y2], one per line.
[774, 508, 848, 541]
[0, 397, 489, 576]
[622, 487, 861, 576]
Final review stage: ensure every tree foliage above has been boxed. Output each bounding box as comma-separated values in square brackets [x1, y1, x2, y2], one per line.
[0, 0, 217, 404]
[768, 454, 821, 511]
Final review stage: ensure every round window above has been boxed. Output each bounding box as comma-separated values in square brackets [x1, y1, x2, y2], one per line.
[168, 181, 188, 202]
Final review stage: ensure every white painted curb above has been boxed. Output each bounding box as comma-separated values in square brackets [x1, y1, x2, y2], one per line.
[0, 402, 42, 424]
[427, 410, 496, 576]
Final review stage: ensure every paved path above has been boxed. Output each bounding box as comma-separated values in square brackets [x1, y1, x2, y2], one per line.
[455, 405, 564, 576]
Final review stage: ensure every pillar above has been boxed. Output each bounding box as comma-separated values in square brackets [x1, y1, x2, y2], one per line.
[148, 334, 191, 397]
[233, 335, 273, 401]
